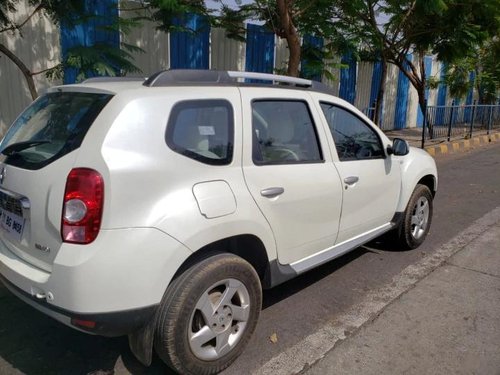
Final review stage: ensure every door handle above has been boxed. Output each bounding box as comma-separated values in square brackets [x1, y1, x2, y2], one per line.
[344, 176, 359, 185]
[260, 187, 285, 198]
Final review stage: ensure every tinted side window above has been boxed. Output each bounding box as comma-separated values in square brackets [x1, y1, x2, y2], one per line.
[166, 100, 234, 165]
[320, 103, 384, 161]
[252, 100, 322, 165]
[0, 92, 112, 170]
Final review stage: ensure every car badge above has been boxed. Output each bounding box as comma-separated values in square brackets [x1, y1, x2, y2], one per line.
[0, 167, 5, 185]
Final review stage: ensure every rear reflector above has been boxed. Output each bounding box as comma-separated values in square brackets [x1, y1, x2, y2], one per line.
[71, 318, 97, 329]
[62, 168, 104, 244]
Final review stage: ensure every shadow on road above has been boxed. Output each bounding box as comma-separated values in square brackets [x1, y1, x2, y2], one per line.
[262, 247, 373, 309]
[0, 286, 174, 374]
[0, 247, 377, 375]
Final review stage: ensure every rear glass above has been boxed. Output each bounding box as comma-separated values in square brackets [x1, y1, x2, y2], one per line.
[0, 92, 112, 170]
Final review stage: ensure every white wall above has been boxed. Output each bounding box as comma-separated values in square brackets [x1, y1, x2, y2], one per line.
[0, 1, 62, 134]
[274, 36, 289, 74]
[120, 1, 169, 76]
[354, 61, 373, 111]
[211, 27, 245, 71]
[381, 64, 400, 129]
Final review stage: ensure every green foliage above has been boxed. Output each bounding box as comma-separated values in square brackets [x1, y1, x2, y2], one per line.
[300, 40, 347, 81]
[65, 43, 142, 82]
[0, 0, 142, 96]
[215, 4, 249, 42]
[332, 0, 500, 113]
[213, 0, 345, 78]
[0, 0, 18, 29]
[443, 37, 500, 103]
[34, 0, 86, 25]
[147, 0, 208, 33]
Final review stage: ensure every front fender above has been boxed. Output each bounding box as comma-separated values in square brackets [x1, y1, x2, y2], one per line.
[396, 147, 438, 212]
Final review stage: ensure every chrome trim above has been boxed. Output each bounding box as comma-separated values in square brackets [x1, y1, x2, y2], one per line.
[228, 71, 313, 86]
[260, 187, 285, 198]
[290, 223, 394, 274]
[344, 176, 359, 185]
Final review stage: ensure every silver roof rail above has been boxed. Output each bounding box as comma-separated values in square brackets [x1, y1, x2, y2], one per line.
[142, 69, 334, 94]
[82, 77, 146, 84]
[144, 70, 232, 87]
[227, 71, 312, 87]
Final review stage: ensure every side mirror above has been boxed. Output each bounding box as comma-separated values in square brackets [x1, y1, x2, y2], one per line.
[392, 138, 410, 156]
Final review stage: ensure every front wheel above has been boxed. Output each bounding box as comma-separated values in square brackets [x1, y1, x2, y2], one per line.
[396, 184, 433, 249]
[154, 253, 262, 375]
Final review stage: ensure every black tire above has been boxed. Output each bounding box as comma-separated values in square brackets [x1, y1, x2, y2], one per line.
[154, 253, 262, 375]
[396, 184, 433, 249]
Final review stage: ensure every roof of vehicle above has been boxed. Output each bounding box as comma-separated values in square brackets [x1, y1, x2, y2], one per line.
[51, 70, 336, 96]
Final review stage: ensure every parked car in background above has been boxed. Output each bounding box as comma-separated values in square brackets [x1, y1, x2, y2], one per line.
[0, 70, 437, 374]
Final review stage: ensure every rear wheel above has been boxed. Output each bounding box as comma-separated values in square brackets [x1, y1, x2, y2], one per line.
[154, 253, 262, 375]
[396, 184, 433, 249]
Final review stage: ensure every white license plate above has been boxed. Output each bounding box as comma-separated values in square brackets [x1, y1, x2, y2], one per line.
[0, 208, 25, 242]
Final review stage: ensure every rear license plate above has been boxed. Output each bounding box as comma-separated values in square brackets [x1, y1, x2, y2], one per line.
[0, 208, 25, 242]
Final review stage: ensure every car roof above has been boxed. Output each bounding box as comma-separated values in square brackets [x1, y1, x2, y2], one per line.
[51, 70, 336, 96]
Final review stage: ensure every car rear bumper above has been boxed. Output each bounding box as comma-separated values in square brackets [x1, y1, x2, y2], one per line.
[0, 273, 157, 336]
[0, 227, 192, 336]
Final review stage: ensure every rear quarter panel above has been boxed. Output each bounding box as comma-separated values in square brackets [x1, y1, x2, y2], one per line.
[74, 87, 277, 261]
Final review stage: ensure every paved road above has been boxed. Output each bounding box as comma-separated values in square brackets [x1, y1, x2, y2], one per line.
[305, 215, 500, 375]
[0, 142, 499, 375]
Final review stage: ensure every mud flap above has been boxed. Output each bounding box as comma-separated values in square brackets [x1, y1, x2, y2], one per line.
[128, 316, 156, 366]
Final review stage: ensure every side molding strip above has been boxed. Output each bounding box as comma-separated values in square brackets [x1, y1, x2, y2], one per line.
[290, 223, 395, 274]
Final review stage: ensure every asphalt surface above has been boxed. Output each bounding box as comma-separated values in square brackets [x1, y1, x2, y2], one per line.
[0, 142, 499, 375]
[305, 218, 500, 375]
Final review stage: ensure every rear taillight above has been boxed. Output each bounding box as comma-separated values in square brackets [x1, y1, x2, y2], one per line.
[62, 168, 104, 244]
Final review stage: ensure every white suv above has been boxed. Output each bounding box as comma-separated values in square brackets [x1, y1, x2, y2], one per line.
[0, 70, 437, 374]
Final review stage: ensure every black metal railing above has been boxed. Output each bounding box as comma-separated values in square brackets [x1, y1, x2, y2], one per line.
[421, 100, 500, 148]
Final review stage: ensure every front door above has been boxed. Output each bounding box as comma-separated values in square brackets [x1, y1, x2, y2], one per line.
[319, 102, 401, 243]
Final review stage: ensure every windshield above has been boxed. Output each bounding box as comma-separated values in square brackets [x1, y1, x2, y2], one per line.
[0, 92, 112, 170]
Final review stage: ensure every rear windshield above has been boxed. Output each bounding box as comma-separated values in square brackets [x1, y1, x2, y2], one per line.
[0, 92, 112, 170]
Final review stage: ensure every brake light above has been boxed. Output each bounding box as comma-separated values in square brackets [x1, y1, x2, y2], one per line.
[62, 168, 104, 244]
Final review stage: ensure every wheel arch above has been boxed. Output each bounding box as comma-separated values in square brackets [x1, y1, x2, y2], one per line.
[171, 234, 271, 287]
[417, 174, 437, 197]
[396, 172, 437, 212]
[129, 233, 271, 367]
[396, 147, 438, 212]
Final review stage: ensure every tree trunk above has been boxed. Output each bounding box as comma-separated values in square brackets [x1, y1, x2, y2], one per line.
[373, 58, 387, 126]
[0, 43, 38, 100]
[277, 0, 301, 77]
[285, 31, 301, 77]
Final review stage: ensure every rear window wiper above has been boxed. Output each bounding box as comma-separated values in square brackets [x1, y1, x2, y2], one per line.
[1, 140, 51, 156]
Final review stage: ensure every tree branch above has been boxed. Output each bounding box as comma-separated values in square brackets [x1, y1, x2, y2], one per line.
[0, 4, 43, 34]
[31, 64, 61, 76]
[0, 43, 38, 99]
[292, 1, 316, 19]
[389, 0, 417, 46]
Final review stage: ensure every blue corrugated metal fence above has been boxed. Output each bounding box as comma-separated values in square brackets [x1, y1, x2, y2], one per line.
[339, 54, 357, 104]
[170, 14, 210, 69]
[60, 0, 119, 84]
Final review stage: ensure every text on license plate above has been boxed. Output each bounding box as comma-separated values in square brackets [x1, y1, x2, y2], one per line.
[0, 208, 25, 242]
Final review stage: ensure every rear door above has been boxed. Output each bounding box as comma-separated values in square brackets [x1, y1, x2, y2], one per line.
[241, 88, 343, 266]
[0, 91, 112, 271]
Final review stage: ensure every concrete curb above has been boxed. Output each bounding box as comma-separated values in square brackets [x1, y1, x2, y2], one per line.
[255, 206, 500, 375]
[425, 132, 500, 156]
